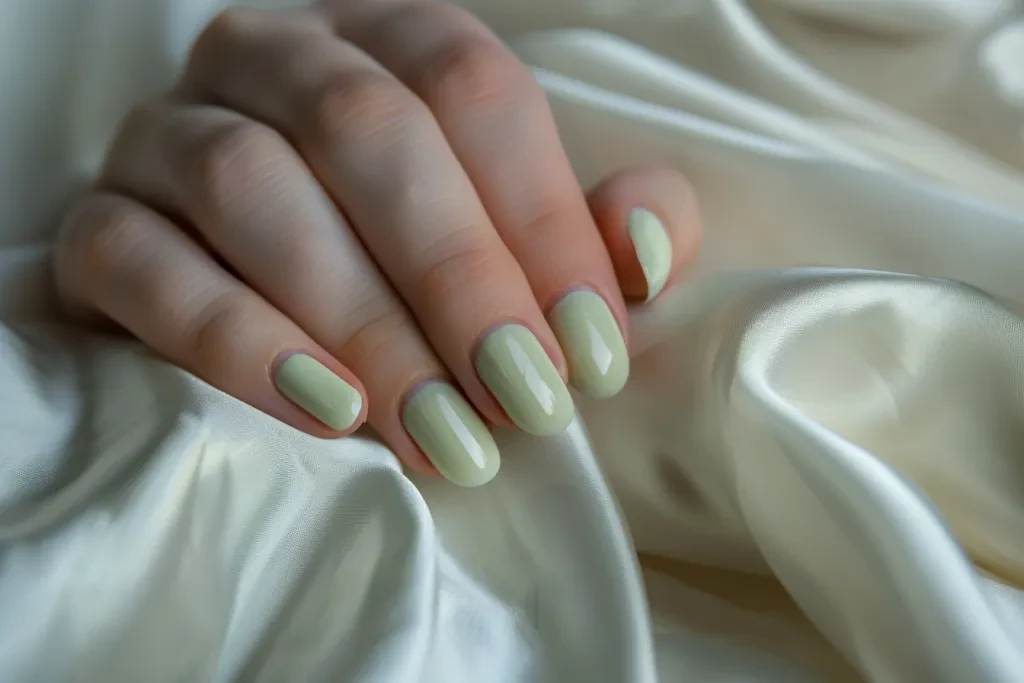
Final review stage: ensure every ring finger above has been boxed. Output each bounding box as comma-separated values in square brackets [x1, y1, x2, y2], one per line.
[185, 8, 579, 436]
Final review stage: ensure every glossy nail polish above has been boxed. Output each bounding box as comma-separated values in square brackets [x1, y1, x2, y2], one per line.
[475, 324, 574, 436]
[627, 208, 673, 302]
[275, 354, 362, 430]
[403, 382, 500, 487]
[550, 290, 629, 398]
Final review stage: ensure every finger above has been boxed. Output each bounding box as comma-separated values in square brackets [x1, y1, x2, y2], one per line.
[319, 1, 633, 400]
[98, 102, 500, 487]
[586, 166, 702, 304]
[55, 193, 368, 437]
[185, 9, 576, 436]
[589, 165, 700, 305]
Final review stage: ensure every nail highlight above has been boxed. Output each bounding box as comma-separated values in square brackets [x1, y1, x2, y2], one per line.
[275, 354, 362, 431]
[627, 208, 672, 302]
[403, 382, 500, 487]
[475, 324, 574, 436]
[550, 290, 629, 398]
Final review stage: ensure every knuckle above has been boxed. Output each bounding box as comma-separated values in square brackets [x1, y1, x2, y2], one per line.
[307, 74, 419, 148]
[191, 121, 287, 209]
[336, 308, 409, 363]
[520, 201, 577, 236]
[193, 8, 257, 56]
[102, 102, 161, 176]
[417, 242, 498, 309]
[60, 197, 150, 286]
[422, 37, 533, 110]
[517, 200, 576, 239]
[187, 291, 256, 368]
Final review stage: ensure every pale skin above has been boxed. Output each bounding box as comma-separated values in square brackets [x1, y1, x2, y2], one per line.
[54, 0, 701, 486]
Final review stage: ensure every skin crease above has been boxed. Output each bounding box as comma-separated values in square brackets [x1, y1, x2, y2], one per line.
[53, 0, 702, 486]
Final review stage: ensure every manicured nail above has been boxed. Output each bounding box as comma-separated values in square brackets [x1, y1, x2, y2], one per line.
[275, 354, 362, 431]
[475, 324, 574, 436]
[550, 290, 629, 399]
[403, 382, 500, 487]
[627, 208, 673, 302]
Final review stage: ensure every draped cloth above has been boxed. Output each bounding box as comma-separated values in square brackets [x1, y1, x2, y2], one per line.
[1, 1, 1023, 681]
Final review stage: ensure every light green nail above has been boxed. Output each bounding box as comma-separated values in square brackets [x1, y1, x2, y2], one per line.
[550, 290, 629, 399]
[275, 354, 362, 430]
[627, 208, 673, 302]
[403, 382, 500, 487]
[475, 324, 574, 436]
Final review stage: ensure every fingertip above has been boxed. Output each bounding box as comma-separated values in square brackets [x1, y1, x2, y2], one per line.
[271, 351, 368, 435]
[587, 165, 702, 304]
[627, 207, 673, 303]
[400, 380, 501, 487]
[473, 323, 576, 437]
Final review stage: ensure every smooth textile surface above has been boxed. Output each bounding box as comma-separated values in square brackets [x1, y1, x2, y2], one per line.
[1, 1, 1023, 681]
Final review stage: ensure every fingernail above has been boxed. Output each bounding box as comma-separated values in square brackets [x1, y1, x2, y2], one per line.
[628, 208, 672, 302]
[550, 290, 629, 399]
[274, 354, 362, 431]
[403, 382, 500, 487]
[475, 324, 574, 436]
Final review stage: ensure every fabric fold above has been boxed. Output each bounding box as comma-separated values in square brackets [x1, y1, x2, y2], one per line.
[1, 1, 1023, 681]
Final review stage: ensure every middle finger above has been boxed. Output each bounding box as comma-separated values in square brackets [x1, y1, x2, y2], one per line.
[186, 8, 576, 436]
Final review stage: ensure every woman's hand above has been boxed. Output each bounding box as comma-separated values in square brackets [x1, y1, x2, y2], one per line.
[54, 0, 701, 486]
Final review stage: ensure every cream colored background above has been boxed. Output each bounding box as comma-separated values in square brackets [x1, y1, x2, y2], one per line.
[0, 1, 1022, 681]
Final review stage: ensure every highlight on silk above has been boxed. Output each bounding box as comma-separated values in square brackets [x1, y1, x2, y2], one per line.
[0, 0, 1022, 681]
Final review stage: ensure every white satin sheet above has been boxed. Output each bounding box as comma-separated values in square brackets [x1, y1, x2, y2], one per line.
[0, 1, 1023, 681]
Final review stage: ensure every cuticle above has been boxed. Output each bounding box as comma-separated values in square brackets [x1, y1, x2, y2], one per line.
[471, 316, 570, 392]
[547, 286, 630, 344]
[269, 349, 310, 380]
[542, 285, 601, 319]
[468, 317, 535, 367]
[399, 376, 451, 417]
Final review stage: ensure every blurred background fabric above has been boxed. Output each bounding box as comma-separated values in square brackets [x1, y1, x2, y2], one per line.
[0, 1, 1023, 681]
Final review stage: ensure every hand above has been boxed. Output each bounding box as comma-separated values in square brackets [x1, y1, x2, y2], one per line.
[54, 0, 700, 486]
